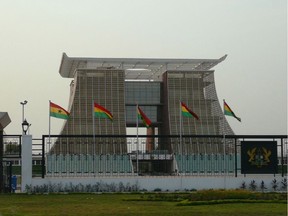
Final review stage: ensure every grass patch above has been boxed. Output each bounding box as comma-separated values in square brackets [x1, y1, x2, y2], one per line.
[0, 191, 286, 216]
[127, 189, 287, 202]
[177, 199, 287, 206]
[12, 165, 42, 176]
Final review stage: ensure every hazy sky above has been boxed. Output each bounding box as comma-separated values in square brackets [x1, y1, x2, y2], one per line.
[0, 0, 287, 138]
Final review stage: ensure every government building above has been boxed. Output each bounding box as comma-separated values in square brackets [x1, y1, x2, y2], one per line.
[52, 53, 233, 157]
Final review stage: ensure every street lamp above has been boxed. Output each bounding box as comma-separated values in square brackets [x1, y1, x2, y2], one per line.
[22, 119, 30, 135]
[20, 100, 28, 134]
[20, 100, 28, 122]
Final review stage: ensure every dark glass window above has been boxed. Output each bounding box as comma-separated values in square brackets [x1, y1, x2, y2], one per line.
[125, 82, 161, 124]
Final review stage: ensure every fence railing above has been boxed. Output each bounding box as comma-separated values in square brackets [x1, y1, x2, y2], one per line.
[3, 135, 21, 159]
[40, 134, 287, 178]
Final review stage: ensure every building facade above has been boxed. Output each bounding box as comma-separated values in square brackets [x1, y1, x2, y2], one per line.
[53, 53, 233, 156]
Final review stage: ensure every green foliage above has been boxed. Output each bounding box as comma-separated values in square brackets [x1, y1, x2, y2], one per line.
[240, 181, 246, 190]
[240, 179, 287, 192]
[278, 165, 287, 174]
[281, 178, 287, 190]
[11, 165, 42, 176]
[260, 180, 267, 192]
[153, 188, 162, 192]
[177, 199, 287, 206]
[25, 181, 141, 194]
[249, 180, 257, 191]
[131, 189, 287, 202]
[271, 179, 278, 191]
[5, 142, 20, 154]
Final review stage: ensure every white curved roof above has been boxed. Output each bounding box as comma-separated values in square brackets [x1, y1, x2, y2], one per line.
[59, 53, 227, 80]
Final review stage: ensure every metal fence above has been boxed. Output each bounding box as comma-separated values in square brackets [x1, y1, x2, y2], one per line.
[3, 135, 21, 159]
[1, 135, 21, 193]
[41, 135, 287, 178]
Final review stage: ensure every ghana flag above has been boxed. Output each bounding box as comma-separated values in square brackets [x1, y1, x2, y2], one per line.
[50, 102, 70, 119]
[224, 100, 241, 122]
[137, 106, 152, 128]
[94, 103, 113, 121]
[181, 102, 199, 120]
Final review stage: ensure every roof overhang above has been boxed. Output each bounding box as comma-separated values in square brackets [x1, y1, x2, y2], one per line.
[59, 53, 227, 80]
[0, 112, 11, 130]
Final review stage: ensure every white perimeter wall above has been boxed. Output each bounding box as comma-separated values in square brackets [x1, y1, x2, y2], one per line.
[22, 135, 286, 192]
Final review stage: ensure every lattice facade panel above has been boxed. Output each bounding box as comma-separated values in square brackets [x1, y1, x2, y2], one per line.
[162, 71, 234, 154]
[53, 69, 127, 154]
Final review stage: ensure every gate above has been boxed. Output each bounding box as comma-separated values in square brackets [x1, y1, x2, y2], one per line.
[1, 135, 21, 193]
[2, 161, 12, 192]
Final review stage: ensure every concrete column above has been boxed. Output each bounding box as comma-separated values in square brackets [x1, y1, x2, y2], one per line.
[146, 127, 154, 153]
[0, 129, 3, 193]
[21, 135, 32, 192]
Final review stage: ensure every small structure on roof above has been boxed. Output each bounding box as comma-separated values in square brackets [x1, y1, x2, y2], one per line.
[0, 112, 11, 130]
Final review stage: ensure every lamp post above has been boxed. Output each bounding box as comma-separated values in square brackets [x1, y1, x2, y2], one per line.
[20, 100, 28, 134]
[22, 119, 30, 135]
[20, 100, 27, 122]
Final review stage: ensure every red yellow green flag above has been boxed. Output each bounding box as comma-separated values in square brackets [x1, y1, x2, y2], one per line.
[181, 102, 199, 120]
[50, 102, 70, 120]
[224, 100, 241, 122]
[137, 106, 152, 128]
[94, 103, 113, 121]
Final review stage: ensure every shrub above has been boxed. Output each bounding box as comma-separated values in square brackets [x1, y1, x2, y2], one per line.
[135, 189, 288, 203]
[280, 178, 287, 191]
[249, 180, 257, 191]
[154, 188, 162, 192]
[260, 181, 267, 192]
[271, 179, 278, 191]
[240, 181, 246, 190]
[25, 181, 141, 194]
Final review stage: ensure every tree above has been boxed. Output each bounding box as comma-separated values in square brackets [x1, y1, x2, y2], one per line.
[5, 142, 20, 154]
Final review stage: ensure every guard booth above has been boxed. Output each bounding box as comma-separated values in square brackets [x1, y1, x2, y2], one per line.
[0, 112, 11, 193]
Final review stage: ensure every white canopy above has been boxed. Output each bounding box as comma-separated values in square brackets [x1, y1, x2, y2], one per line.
[59, 53, 227, 81]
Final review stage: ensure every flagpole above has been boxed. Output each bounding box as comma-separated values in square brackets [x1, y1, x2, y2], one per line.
[179, 101, 182, 155]
[49, 100, 51, 153]
[223, 99, 227, 188]
[136, 104, 139, 174]
[48, 100, 51, 193]
[92, 101, 95, 155]
[179, 101, 183, 176]
[223, 99, 226, 161]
